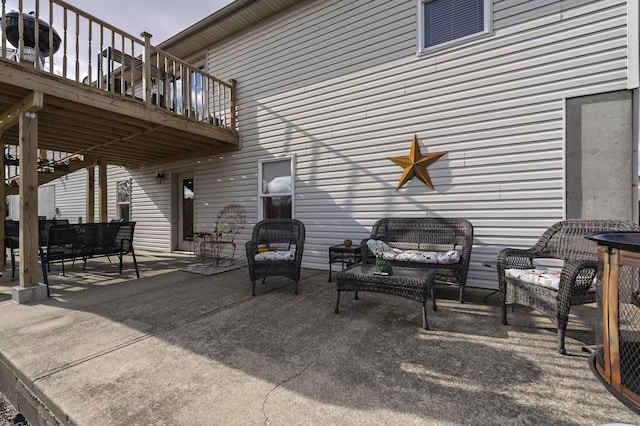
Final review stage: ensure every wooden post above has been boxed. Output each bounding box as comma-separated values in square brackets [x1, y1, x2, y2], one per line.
[86, 166, 95, 223]
[18, 108, 39, 287]
[141, 32, 152, 105]
[229, 79, 237, 131]
[0, 140, 5, 270]
[0, 92, 43, 287]
[98, 157, 108, 222]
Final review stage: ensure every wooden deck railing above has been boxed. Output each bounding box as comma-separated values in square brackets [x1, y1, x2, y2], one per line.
[0, 0, 236, 130]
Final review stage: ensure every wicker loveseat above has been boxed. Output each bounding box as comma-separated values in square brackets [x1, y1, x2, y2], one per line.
[497, 219, 640, 354]
[360, 217, 474, 302]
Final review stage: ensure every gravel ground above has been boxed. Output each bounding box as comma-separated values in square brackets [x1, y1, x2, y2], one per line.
[0, 391, 27, 425]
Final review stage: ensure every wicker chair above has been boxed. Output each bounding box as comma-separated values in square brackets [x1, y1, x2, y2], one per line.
[245, 219, 305, 296]
[497, 219, 640, 354]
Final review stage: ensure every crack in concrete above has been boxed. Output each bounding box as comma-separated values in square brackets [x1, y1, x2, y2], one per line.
[261, 331, 343, 425]
[32, 294, 258, 383]
[32, 279, 302, 383]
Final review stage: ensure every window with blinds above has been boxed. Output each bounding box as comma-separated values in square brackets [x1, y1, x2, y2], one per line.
[422, 0, 489, 50]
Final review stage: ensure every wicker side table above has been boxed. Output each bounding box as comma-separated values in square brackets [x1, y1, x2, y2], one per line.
[328, 243, 362, 282]
[335, 263, 437, 329]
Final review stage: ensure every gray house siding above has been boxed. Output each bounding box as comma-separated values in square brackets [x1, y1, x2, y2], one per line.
[51, 166, 173, 253]
[41, 0, 636, 290]
[196, 0, 634, 288]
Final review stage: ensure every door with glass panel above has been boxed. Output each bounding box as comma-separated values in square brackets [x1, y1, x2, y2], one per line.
[176, 173, 194, 251]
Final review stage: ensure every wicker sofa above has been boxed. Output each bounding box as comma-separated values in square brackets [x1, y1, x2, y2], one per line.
[360, 217, 474, 302]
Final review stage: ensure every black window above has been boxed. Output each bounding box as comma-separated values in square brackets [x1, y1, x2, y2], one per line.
[423, 0, 487, 49]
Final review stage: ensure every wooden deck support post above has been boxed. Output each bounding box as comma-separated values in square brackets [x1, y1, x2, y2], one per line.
[0, 141, 5, 270]
[86, 166, 95, 223]
[12, 91, 47, 303]
[98, 157, 108, 222]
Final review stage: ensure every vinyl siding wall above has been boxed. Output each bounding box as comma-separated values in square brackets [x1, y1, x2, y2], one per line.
[41, 0, 633, 289]
[193, 0, 633, 289]
[51, 166, 173, 253]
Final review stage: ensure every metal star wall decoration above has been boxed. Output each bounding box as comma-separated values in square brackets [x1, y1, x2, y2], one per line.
[388, 134, 447, 190]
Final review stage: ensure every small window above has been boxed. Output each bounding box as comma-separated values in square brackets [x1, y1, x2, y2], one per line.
[116, 179, 132, 221]
[258, 157, 295, 220]
[419, 0, 490, 52]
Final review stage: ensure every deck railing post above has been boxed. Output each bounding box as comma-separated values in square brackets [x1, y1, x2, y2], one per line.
[229, 79, 237, 130]
[1, 1, 6, 58]
[141, 31, 152, 105]
[17, 0, 24, 63]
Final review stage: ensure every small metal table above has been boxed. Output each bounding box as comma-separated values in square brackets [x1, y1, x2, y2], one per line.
[328, 244, 362, 282]
[335, 263, 437, 329]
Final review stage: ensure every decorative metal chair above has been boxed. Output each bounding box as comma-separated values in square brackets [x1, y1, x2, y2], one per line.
[209, 204, 246, 267]
[245, 219, 305, 296]
[497, 219, 640, 354]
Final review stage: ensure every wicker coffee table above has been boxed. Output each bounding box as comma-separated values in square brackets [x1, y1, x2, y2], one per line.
[335, 263, 437, 329]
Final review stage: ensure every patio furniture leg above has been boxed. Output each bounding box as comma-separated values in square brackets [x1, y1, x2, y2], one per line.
[40, 255, 48, 286]
[10, 249, 15, 278]
[422, 302, 428, 330]
[39, 250, 50, 296]
[459, 285, 465, 303]
[502, 303, 508, 325]
[252, 280, 256, 296]
[557, 308, 570, 354]
[131, 246, 140, 278]
[334, 290, 341, 313]
[558, 329, 567, 355]
[431, 289, 437, 311]
[293, 279, 298, 295]
[199, 241, 206, 264]
[354, 290, 359, 300]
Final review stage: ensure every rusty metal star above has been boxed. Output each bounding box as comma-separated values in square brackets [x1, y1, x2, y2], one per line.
[388, 134, 447, 190]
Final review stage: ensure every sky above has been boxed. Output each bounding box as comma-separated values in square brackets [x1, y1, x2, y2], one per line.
[6, 0, 236, 44]
[62, 0, 236, 43]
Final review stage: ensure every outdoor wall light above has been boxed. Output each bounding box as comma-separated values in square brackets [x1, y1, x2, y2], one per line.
[156, 172, 165, 184]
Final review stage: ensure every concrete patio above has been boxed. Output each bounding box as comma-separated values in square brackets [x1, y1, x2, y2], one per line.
[0, 252, 638, 425]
